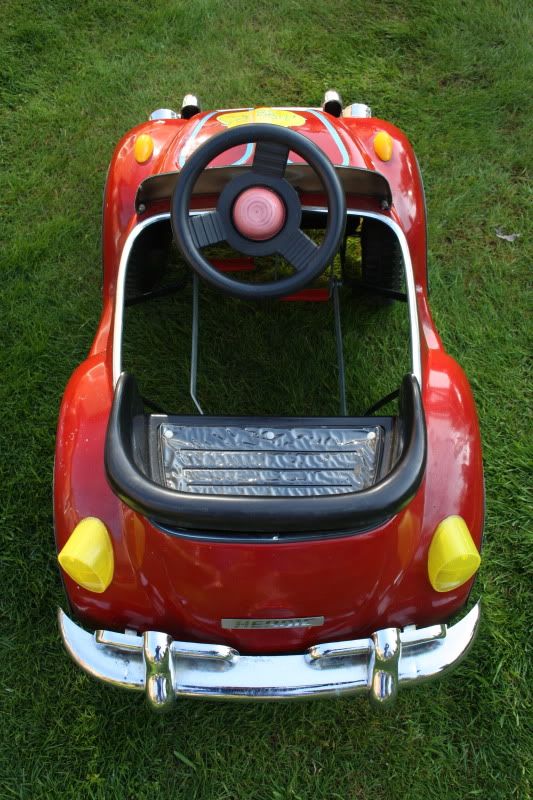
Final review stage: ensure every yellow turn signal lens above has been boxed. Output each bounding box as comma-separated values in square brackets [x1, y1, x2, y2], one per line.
[373, 130, 393, 161]
[134, 133, 154, 164]
[58, 517, 114, 593]
[428, 516, 480, 592]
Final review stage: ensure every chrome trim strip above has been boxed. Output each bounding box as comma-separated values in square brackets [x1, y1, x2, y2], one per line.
[60, 611, 145, 691]
[112, 209, 422, 388]
[96, 628, 143, 651]
[58, 602, 480, 706]
[96, 626, 239, 663]
[307, 622, 445, 662]
[300, 207, 422, 385]
[171, 641, 239, 663]
[307, 638, 371, 662]
[112, 212, 172, 386]
[400, 623, 445, 646]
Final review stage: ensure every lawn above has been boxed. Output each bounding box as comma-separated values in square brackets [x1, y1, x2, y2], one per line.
[0, 1, 531, 798]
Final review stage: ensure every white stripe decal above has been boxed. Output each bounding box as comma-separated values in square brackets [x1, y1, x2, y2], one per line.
[178, 111, 219, 168]
[179, 109, 255, 168]
[231, 141, 254, 166]
[304, 109, 350, 166]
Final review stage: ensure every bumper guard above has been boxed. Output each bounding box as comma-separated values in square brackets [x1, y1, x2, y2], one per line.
[58, 602, 480, 709]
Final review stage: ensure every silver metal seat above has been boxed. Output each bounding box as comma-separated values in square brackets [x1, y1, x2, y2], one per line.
[159, 423, 383, 497]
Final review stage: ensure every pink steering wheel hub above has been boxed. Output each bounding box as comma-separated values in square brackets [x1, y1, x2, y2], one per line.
[232, 186, 286, 241]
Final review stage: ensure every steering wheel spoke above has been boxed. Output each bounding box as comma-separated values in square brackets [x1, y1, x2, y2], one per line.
[279, 230, 319, 272]
[252, 140, 289, 179]
[172, 124, 346, 299]
[189, 211, 226, 248]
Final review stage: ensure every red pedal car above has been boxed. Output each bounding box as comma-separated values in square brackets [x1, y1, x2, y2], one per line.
[55, 93, 483, 708]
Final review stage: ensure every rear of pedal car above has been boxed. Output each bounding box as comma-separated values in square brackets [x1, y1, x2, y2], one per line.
[55, 97, 483, 708]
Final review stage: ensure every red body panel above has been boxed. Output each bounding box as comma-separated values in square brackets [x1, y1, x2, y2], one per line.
[55, 107, 483, 652]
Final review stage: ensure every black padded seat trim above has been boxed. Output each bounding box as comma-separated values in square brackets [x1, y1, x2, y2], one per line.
[104, 372, 426, 534]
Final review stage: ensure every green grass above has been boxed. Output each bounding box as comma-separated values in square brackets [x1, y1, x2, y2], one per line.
[0, 1, 531, 798]
[122, 236, 411, 417]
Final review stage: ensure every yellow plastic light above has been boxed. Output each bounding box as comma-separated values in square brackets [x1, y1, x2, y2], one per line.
[58, 517, 114, 593]
[428, 516, 481, 592]
[373, 130, 393, 162]
[134, 134, 154, 164]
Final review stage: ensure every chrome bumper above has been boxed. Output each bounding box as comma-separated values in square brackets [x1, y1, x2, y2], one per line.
[58, 603, 480, 709]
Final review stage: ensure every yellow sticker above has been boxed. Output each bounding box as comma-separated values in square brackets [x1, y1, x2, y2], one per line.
[217, 108, 306, 129]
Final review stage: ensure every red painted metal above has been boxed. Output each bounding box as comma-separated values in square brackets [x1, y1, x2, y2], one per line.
[280, 288, 330, 302]
[55, 106, 483, 654]
[212, 257, 255, 272]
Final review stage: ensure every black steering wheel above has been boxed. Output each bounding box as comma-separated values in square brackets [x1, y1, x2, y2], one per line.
[171, 123, 346, 300]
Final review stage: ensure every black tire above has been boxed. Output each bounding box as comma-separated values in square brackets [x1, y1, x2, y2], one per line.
[125, 223, 172, 300]
[360, 219, 404, 301]
[125, 249, 167, 299]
